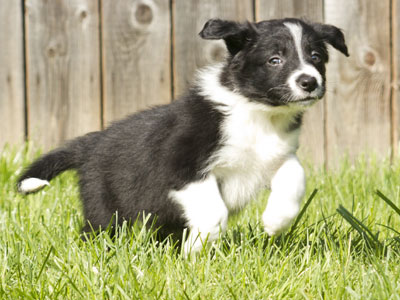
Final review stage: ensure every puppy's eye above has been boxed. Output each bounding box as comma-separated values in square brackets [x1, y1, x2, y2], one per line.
[268, 57, 283, 66]
[311, 51, 322, 63]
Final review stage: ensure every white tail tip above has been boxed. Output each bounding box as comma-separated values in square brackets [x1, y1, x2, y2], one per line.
[18, 178, 50, 194]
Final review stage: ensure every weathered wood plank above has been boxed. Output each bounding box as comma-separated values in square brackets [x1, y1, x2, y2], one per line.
[173, 0, 253, 97]
[394, 0, 399, 155]
[0, 1, 25, 148]
[256, 0, 323, 20]
[25, 0, 101, 150]
[102, 0, 171, 125]
[257, 0, 325, 164]
[325, 0, 392, 164]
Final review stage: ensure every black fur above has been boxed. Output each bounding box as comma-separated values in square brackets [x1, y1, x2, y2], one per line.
[287, 113, 304, 132]
[20, 91, 224, 237]
[17, 18, 348, 239]
[199, 19, 258, 56]
[208, 18, 349, 106]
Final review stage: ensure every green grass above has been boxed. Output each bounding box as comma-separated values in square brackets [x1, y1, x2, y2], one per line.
[1, 144, 400, 299]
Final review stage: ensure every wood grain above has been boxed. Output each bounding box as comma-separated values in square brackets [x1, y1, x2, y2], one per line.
[0, 0, 396, 162]
[102, 0, 171, 125]
[324, 0, 392, 164]
[257, 0, 325, 165]
[256, 0, 323, 21]
[25, 0, 101, 150]
[172, 0, 254, 97]
[0, 1, 25, 148]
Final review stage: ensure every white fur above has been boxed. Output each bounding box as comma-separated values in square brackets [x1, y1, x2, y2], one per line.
[18, 178, 50, 194]
[199, 66, 304, 211]
[169, 174, 228, 254]
[170, 65, 307, 253]
[263, 155, 305, 235]
[284, 23, 324, 100]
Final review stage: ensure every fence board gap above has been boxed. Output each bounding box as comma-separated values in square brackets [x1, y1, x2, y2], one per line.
[98, 0, 105, 130]
[173, 0, 253, 98]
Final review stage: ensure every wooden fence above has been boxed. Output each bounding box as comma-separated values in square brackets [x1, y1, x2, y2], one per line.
[0, 0, 399, 165]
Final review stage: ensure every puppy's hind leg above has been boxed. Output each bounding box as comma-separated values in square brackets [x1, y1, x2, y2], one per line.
[169, 174, 228, 255]
[78, 173, 118, 239]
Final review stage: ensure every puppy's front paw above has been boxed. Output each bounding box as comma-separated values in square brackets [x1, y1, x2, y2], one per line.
[262, 208, 299, 236]
[263, 215, 290, 236]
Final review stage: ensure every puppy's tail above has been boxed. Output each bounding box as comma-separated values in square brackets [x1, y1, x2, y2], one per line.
[17, 131, 100, 194]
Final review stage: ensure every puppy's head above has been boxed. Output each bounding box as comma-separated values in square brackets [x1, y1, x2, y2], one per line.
[199, 18, 349, 107]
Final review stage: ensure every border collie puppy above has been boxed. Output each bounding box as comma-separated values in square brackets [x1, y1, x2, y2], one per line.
[18, 18, 348, 253]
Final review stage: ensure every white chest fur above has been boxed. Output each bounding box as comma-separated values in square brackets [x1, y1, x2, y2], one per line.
[210, 102, 301, 211]
[198, 65, 304, 211]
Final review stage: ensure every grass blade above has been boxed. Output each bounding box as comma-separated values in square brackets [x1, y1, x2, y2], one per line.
[36, 246, 53, 282]
[288, 189, 318, 236]
[376, 223, 400, 236]
[337, 205, 381, 247]
[376, 190, 400, 216]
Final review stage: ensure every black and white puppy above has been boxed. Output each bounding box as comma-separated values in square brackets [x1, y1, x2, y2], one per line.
[18, 18, 348, 253]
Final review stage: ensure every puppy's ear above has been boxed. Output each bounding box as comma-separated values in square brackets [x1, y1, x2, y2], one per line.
[312, 23, 349, 57]
[199, 19, 258, 56]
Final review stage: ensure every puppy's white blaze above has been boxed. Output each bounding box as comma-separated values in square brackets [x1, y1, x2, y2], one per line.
[284, 22, 305, 64]
[284, 22, 323, 99]
[169, 174, 228, 254]
[18, 178, 50, 194]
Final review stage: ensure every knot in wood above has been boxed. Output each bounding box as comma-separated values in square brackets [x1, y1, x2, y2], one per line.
[47, 47, 56, 57]
[364, 51, 376, 66]
[135, 4, 153, 25]
[79, 10, 88, 20]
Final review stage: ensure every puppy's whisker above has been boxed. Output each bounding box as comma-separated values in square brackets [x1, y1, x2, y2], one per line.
[266, 84, 289, 93]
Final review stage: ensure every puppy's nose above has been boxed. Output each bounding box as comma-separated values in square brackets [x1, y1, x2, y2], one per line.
[296, 74, 318, 92]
